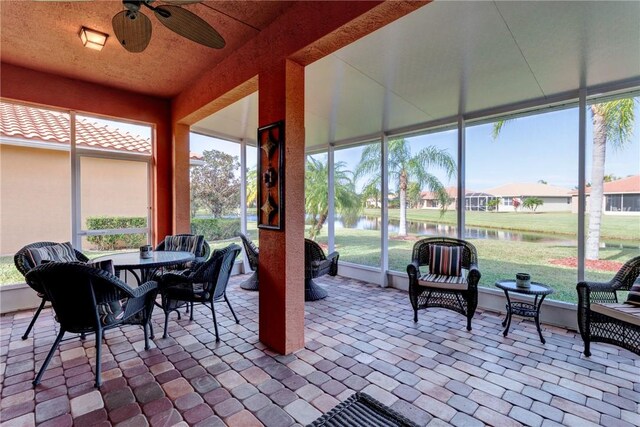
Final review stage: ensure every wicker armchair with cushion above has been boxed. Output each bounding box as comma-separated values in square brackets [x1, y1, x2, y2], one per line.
[160, 244, 241, 341]
[14, 241, 89, 340]
[238, 233, 259, 291]
[577, 256, 640, 357]
[305, 239, 339, 301]
[155, 234, 210, 271]
[25, 262, 158, 388]
[407, 237, 481, 331]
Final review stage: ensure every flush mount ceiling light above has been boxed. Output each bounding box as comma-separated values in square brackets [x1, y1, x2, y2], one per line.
[79, 26, 109, 51]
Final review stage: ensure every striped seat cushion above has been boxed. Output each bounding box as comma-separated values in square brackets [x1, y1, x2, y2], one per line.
[428, 244, 462, 277]
[26, 242, 77, 266]
[164, 235, 204, 255]
[625, 280, 640, 306]
[418, 273, 467, 290]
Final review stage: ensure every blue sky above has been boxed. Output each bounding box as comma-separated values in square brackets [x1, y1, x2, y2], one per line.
[108, 99, 638, 194]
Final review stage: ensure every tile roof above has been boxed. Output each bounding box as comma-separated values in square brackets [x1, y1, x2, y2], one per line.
[569, 175, 640, 195]
[1, 102, 151, 154]
[1, 102, 205, 161]
[421, 187, 478, 200]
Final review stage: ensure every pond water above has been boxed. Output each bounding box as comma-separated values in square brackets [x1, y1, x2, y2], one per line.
[334, 215, 638, 249]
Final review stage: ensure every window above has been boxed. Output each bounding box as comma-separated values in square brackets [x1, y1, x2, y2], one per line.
[1, 103, 71, 285]
[466, 107, 580, 303]
[334, 142, 381, 268]
[305, 152, 330, 245]
[585, 94, 640, 281]
[1, 103, 154, 285]
[189, 134, 242, 251]
[76, 114, 152, 256]
[386, 130, 457, 273]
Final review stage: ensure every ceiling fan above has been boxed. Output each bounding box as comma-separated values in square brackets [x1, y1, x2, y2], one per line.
[112, 0, 225, 53]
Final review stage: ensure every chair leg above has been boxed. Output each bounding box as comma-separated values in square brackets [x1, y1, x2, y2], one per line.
[466, 316, 472, 332]
[149, 321, 155, 340]
[23, 298, 46, 340]
[224, 294, 239, 324]
[143, 322, 150, 351]
[33, 328, 65, 386]
[163, 310, 170, 339]
[584, 339, 591, 357]
[413, 310, 418, 323]
[95, 326, 103, 388]
[209, 303, 220, 342]
[189, 302, 194, 321]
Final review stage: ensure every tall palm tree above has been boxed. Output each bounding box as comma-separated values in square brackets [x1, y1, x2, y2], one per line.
[356, 139, 456, 237]
[492, 98, 636, 260]
[586, 100, 635, 259]
[305, 156, 361, 240]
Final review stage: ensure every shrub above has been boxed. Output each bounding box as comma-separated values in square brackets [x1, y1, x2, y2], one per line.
[190, 218, 241, 241]
[86, 216, 147, 250]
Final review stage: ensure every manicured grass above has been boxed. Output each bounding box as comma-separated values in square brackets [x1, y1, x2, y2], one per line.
[368, 208, 640, 242]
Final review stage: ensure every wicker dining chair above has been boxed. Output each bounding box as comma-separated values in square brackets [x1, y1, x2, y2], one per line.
[155, 234, 210, 270]
[26, 262, 158, 388]
[159, 244, 241, 341]
[305, 239, 339, 301]
[407, 237, 481, 331]
[577, 256, 640, 357]
[14, 241, 89, 340]
[238, 233, 259, 291]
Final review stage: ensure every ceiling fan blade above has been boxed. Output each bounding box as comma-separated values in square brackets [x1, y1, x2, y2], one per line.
[161, 1, 203, 4]
[154, 5, 225, 49]
[112, 10, 152, 53]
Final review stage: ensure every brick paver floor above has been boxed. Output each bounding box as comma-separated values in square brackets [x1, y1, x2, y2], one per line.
[1, 274, 638, 426]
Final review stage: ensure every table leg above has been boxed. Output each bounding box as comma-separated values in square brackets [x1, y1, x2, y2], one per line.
[534, 295, 547, 344]
[502, 290, 512, 337]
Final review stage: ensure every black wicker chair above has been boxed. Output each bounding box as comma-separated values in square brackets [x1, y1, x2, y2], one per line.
[407, 237, 481, 331]
[14, 241, 89, 340]
[238, 233, 259, 291]
[160, 244, 241, 341]
[155, 234, 211, 271]
[305, 239, 339, 301]
[25, 262, 158, 388]
[577, 256, 640, 357]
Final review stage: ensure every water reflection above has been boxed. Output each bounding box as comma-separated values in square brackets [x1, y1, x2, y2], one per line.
[334, 215, 636, 248]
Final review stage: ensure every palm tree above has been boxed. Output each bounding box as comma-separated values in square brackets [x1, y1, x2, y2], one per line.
[305, 156, 361, 240]
[356, 138, 456, 237]
[492, 98, 636, 260]
[246, 165, 257, 208]
[586, 100, 635, 259]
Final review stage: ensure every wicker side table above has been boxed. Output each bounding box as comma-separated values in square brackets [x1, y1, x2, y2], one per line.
[495, 280, 554, 344]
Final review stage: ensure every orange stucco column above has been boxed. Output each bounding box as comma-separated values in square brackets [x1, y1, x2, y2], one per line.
[173, 124, 191, 234]
[258, 59, 305, 354]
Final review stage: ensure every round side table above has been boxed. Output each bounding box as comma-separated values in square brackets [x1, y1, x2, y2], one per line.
[495, 280, 554, 344]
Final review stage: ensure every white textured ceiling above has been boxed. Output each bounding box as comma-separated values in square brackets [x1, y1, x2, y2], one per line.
[194, 0, 640, 148]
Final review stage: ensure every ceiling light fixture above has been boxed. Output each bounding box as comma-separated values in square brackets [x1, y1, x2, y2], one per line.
[79, 27, 108, 51]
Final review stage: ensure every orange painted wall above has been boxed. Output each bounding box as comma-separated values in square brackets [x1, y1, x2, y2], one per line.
[0, 63, 173, 244]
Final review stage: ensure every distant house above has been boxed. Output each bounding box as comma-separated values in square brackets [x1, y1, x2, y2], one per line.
[484, 182, 572, 212]
[571, 175, 640, 214]
[420, 183, 573, 212]
[421, 187, 496, 212]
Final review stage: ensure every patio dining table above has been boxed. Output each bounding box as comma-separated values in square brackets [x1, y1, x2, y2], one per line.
[93, 250, 195, 284]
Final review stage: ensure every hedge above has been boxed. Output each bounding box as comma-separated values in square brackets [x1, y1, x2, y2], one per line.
[86, 216, 241, 250]
[86, 216, 147, 250]
[191, 218, 240, 241]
